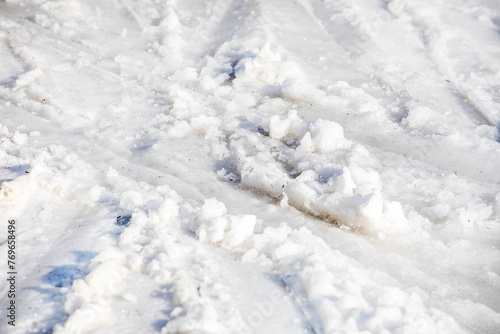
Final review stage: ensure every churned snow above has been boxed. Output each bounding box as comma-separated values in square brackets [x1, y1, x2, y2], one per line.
[1, 0, 500, 333]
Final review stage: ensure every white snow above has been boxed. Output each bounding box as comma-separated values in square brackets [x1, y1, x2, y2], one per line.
[1, 0, 500, 333]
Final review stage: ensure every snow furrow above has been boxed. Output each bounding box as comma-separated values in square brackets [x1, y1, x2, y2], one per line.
[385, 0, 500, 128]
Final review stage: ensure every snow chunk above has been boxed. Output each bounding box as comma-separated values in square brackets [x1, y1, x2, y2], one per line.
[0, 174, 35, 205]
[195, 199, 257, 249]
[168, 67, 198, 83]
[269, 113, 351, 153]
[269, 110, 306, 141]
[120, 190, 144, 210]
[222, 215, 257, 248]
[298, 119, 352, 153]
[334, 167, 357, 194]
[12, 131, 28, 145]
[232, 45, 304, 85]
[198, 198, 227, 221]
[404, 106, 447, 133]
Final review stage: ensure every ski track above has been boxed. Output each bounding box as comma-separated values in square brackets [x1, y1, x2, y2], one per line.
[0, 0, 500, 333]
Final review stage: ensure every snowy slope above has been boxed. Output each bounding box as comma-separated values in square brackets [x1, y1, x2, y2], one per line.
[0, 0, 499, 333]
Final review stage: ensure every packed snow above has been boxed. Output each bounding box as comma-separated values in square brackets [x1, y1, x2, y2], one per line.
[1, 0, 500, 333]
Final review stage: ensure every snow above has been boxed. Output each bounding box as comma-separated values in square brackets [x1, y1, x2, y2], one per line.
[0, 0, 500, 333]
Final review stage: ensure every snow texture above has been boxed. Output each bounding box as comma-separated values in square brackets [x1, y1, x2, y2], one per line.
[0, 0, 500, 333]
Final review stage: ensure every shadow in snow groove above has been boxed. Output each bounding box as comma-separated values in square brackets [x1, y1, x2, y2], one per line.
[25, 251, 98, 333]
[151, 283, 175, 333]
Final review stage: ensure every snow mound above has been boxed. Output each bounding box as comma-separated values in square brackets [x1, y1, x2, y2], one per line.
[193, 199, 463, 333]
[231, 116, 408, 236]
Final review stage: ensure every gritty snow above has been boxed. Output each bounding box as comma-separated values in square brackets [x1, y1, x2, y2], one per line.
[0, 0, 500, 333]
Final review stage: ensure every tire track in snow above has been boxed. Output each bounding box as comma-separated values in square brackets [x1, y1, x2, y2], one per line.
[119, 7, 490, 334]
[384, 0, 500, 129]
[132, 0, 500, 332]
[2, 0, 500, 333]
[0, 20, 64, 123]
[0, 110, 261, 333]
[0, 116, 122, 333]
[3, 1, 315, 332]
[191, 3, 500, 334]
[294, 0, 498, 141]
[80, 0, 340, 330]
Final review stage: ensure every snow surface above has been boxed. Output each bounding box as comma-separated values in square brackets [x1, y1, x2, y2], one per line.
[1, 0, 500, 333]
